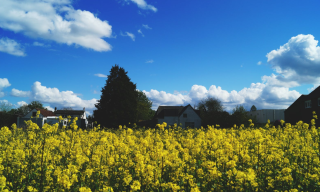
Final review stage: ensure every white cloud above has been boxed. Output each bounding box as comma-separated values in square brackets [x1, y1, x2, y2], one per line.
[0, 37, 26, 56]
[143, 89, 191, 109]
[44, 105, 55, 112]
[28, 81, 98, 111]
[145, 59, 153, 63]
[33, 41, 50, 47]
[257, 61, 262, 65]
[143, 80, 301, 113]
[16, 101, 28, 107]
[0, 78, 11, 97]
[125, 32, 135, 41]
[138, 29, 144, 37]
[130, 0, 157, 12]
[11, 88, 31, 97]
[93, 90, 99, 94]
[266, 34, 320, 86]
[142, 24, 152, 29]
[94, 73, 108, 78]
[0, 0, 113, 52]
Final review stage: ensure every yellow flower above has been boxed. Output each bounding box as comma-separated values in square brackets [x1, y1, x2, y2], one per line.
[79, 187, 92, 192]
[59, 116, 63, 122]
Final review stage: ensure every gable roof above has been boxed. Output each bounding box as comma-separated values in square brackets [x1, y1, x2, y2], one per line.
[35, 108, 57, 117]
[285, 86, 317, 111]
[154, 104, 201, 119]
[54, 110, 85, 115]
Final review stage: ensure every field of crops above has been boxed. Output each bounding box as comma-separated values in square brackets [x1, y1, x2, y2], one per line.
[1, 112, 320, 192]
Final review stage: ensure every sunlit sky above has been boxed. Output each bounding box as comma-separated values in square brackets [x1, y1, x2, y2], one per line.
[1, 0, 320, 116]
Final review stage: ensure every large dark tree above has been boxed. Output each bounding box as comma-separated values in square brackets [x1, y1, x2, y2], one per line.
[94, 65, 138, 129]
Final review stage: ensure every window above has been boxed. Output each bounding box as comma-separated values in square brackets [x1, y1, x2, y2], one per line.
[185, 122, 194, 128]
[305, 100, 311, 108]
[183, 114, 187, 118]
[32, 112, 36, 117]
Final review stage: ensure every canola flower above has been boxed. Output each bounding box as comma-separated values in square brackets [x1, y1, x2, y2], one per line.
[1, 112, 320, 191]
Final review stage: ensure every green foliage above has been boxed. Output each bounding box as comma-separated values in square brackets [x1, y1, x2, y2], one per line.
[94, 64, 138, 129]
[7, 104, 30, 116]
[197, 96, 225, 113]
[197, 97, 232, 127]
[231, 105, 251, 127]
[0, 112, 17, 128]
[28, 101, 44, 111]
[136, 90, 154, 121]
[0, 101, 13, 112]
[250, 105, 257, 112]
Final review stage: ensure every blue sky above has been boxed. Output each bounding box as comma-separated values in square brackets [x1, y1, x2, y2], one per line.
[1, 0, 320, 116]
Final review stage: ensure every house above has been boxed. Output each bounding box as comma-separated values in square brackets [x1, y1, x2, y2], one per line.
[153, 104, 201, 129]
[54, 107, 88, 129]
[17, 108, 58, 128]
[285, 86, 320, 127]
[247, 109, 285, 124]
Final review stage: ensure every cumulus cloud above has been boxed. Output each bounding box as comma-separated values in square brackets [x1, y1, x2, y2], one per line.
[11, 88, 31, 97]
[94, 73, 108, 78]
[16, 101, 28, 107]
[44, 105, 55, 112]
[257, 61, 262, 65]
[266, 34, 320, 87]
[28, 81, 98, 111]
[142, 24, 152, 29]
[145, 59, 153, 63]
[130, 0, 157, 12]
[138, 29, 144, 37]
[0, 78, 11, 97]
[0, 0, 113, 52]
[0, 37, 26, 56]
[143, 81, 301, 113]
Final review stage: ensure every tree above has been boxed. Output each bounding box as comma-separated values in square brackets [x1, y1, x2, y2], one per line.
[197, 97, 225, 113]
[136, 90, 154, 121]
[250, 105, 257, 112]
[28, 101, 44, 111]
[0, 101, 13, 112]
[93, 65, 138, 129]
[231, 105, 251, 127]
[197, 97, 229, 128]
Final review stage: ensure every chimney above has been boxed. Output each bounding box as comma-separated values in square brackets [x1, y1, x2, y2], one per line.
[55, 107, 57, 112]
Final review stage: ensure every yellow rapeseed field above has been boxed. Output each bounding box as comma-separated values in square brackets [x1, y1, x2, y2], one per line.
[0, 111, 320, 191]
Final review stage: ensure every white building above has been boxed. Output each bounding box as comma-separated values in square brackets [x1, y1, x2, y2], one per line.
[154, 104, 201, 129]
[247, 109, 285, 124]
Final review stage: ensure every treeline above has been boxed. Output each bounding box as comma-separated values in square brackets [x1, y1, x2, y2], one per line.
[197, 97, 258, 128]
[0, 101, 46, 128]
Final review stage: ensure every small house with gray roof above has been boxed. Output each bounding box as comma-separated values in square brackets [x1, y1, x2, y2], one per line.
[154, 104, 201, 128]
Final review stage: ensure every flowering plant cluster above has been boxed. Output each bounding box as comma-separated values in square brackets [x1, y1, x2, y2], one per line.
[0, 111, 320, 191]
